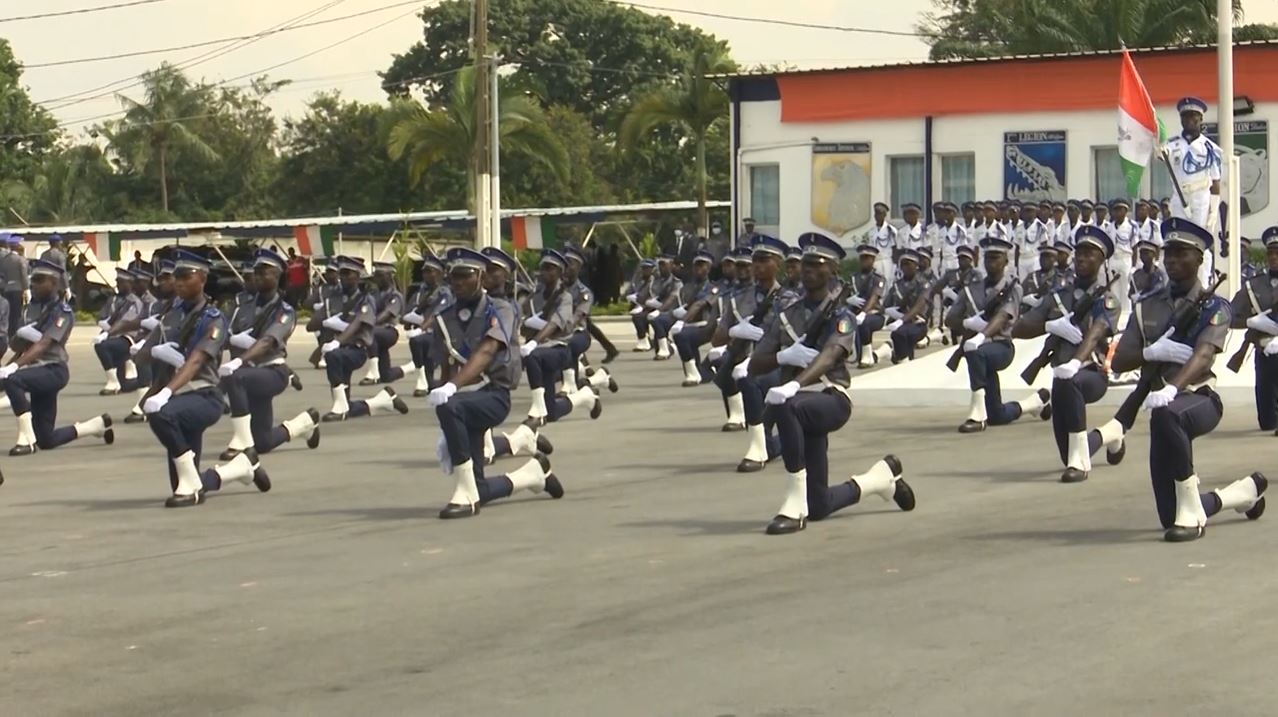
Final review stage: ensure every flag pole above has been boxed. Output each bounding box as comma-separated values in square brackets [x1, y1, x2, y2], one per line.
[1218, 0, 1239, 298]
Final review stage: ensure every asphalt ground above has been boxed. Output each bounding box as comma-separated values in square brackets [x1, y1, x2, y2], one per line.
[2, 325, 1276, 716]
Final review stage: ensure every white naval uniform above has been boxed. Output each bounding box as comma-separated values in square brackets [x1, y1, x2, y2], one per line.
[1163, 132, 1223, 285]
[937, 222, 968, 272]
[868, 220, 899, 292]
[1018, 219, 1048, 280]
[1138, 217, 1163, 247]
[1109, 218, 1138, 318]
[1055, 219, 1075, 248]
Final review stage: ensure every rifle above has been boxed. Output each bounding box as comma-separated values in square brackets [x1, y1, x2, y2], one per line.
[1119, 273, 1227, 422]
[946, 279, 1017, 372]
[800, 282, 853, 349]
[1019, 276, 1120, 384]
[1225, 292, 1273, 372]
[714, 284, 779, 370]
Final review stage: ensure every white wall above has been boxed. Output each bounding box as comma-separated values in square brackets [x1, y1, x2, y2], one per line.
[737, 96, 1277, 246]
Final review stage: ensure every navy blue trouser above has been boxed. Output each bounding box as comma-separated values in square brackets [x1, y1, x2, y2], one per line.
[768, 390, 861, 521]
[651, 314, 674, 341]
[4, 363, 77, 449]
[1254, 351, 1278, 431]
[525, 344, 573, 391]
[224, 364, 291, 453]
[396, 331, 435, 388]
[855, 313, 886, 361]
[1050, 366, 1108, 465]
[965, 340, 1023, 425]
[631, 313, 649, 339]
[889, 322, 928, 362]
[713, 350, 740, 399]
[149, 388, 223, 491]
[674, 324, 712, 364]
[567, 330, 590, 363]
[1149, 389, 1225, 529]
[325, 345, 368, 387]
[371, 326, 399, 382]
[94, 336, 132, 375]
[436, 387, 516, 504]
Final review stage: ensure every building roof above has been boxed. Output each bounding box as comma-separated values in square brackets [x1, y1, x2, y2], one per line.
[723, 39, 1278, 80]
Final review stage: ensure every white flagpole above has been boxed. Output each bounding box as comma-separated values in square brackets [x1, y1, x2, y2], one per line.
[1218, 0, 1239, 298]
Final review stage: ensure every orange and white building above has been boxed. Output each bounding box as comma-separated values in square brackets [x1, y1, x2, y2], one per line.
[727, 42, 1278, 246]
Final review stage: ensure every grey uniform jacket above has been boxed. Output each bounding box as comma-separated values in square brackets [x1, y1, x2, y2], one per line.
[431, 293, 521, 391]
[756, 289, 859, 388]
[1113, 283, 1231, 387]
[947, 274, 1022, 341]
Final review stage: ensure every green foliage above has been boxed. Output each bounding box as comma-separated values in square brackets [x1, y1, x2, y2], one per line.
[919, 0, 1247, 59]
[638, 232, 660, 259]
[0, 40, 59, 192]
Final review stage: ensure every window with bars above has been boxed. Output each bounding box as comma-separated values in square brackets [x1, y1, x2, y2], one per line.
[748, 164, 780, 228]
[941, 154, 975, 206]
[889, 156, 925, 217]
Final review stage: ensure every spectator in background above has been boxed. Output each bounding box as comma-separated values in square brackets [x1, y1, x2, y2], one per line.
[127, 250, 148, 273]
[285, 248, 309, 308]
[735, 217, 757, 250]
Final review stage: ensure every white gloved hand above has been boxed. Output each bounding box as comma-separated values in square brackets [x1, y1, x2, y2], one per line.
[673, 306, 688, 320]
[647, 310, 661, 320]
[14, 324, 42, 343]
[886, 320, 904, 333]
[629, 306, 644, 316]
[855, 312, 867, 326]
[0, 363, 17, 380]
[520, 341, 538, 357]
[706, 345, 727, 362]
[229, 331, 256, 350]
[847, 295, 867, 309]
[150, 342, 186, 369]
[1266, 339, 1278, 356]
[140, 316, 161, 331]
[92, 331, 109, 345]
[524, 315, 548, 331]
[321, 316, 349, 332]
[884, 307, 904, 321]
[1045, 315, 1084, 345]
[1142, 384, 1179, 411]
[407, 327, 424, 339]
[671, 321, 686, 336]
[129, 341, 145, 356]
[402, 311, 425, 327]
[321, 340, 340, 354]
[962, 315, 988, 333]
[644, 298, 662, 309]
[625, 293, 638, 303]
[765, 380, 802, 405]
[97, 319, 111, 331]
[1246, 313, 1278, 335]
[777, 342, 820, 368]
[312, 302, 324, 311]
[942, 287, 959, 303]
[1142, 328, 1193, 364]
[731, 360, 750, 380]
[963, 333, 986, 353]
[1022, 294, 1043, 308]
[427, 382, 458, 407]
[218, 358, 243, 378]
[143, 387, 173, 414]
[729, 320, 765, 342]
[1053, 358, 1082, 381]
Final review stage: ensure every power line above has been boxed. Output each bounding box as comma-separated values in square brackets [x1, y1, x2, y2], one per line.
[612, 1, 937, 39]
[0, 0, 174, 23]
[24, 0, 428, 69]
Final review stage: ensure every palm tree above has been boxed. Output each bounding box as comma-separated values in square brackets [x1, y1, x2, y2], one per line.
[103, 64, 219, 213]
[620, 48, 734, 237]
[386, 65, 568, 210]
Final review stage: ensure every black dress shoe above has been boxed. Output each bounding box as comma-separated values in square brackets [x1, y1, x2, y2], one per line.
[101, 414, 115, 445]
[9, 444, 35, 457]
[653, 354, 670, 362]
[606, 376, 619, 393]
[1246, 472, 1268, 520]
[0, 467, 4, 485]
[390, 391, 410, 415]
[1060, 467, 1089, 483]
[245, 449, 271, 493]
[535, 433, 554, 455]
[603, 347, 619, 364]
[765, 515, 806, 535]
[721, 422, 746, 433]
[99, 388, 120, 396]
[883, 454, 903, 476]
[1106, 440, 1126, 465]
[290, 372, 304, 391]
[413, 389, 428, 398]
[439, 503, 479, 519]
[305, 408, 322, 447]
[893, 477, 916, 511]
[1164, 524, 1205, 542]
[544, 474, 564, 499]
[164, 490, 206, 508]
[589, 391, 603, 420]
[222, 403, 231, 415]
[1036, 389, 1052, 421]
[219, 448, 241, 462]
[321, 412, 347, 423]
[124, 412, 147, 424]
[523, 416, 546, 429]
[681, 379, 700, 387]
[737, 459, 766, 473]
[358, 377, 378, 386]
[957, 420, 986, 434]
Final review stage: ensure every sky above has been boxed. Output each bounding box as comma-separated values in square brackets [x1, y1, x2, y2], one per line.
[5, 0, 1278, 135]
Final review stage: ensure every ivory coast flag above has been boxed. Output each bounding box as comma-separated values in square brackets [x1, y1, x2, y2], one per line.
[1118, 48, 1166, 196]
[292, 225, 335, 257]
[510, 215, 558, 250]
[82, 232, 120, 261]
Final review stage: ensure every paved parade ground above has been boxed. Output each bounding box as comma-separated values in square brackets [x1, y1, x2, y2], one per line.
[4, 326, 1277, 716]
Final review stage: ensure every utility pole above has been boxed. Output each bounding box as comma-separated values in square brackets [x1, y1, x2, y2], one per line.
[490, 54, 502, 249]
[472, 0, 493, 248]
[1217, 0, 1240, 298]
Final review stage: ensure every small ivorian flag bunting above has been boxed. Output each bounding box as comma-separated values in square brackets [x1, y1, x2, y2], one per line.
[82, 232, 121, 261]
[293, 225, 336, 257]
[510, 215, 559, 250]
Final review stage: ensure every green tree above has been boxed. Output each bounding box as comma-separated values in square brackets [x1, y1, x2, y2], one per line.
[619, 48, 733, 236]
[276, 92, 442, 216]
[386, 64, 568, 211]
[501, 104, 616, 208]
[1, 145, 113, 224]
[919, 0, 1247, 59]
[178, 79, 284, 220]
[0, 39, 59, 188]
[101, 63, 220, 213]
